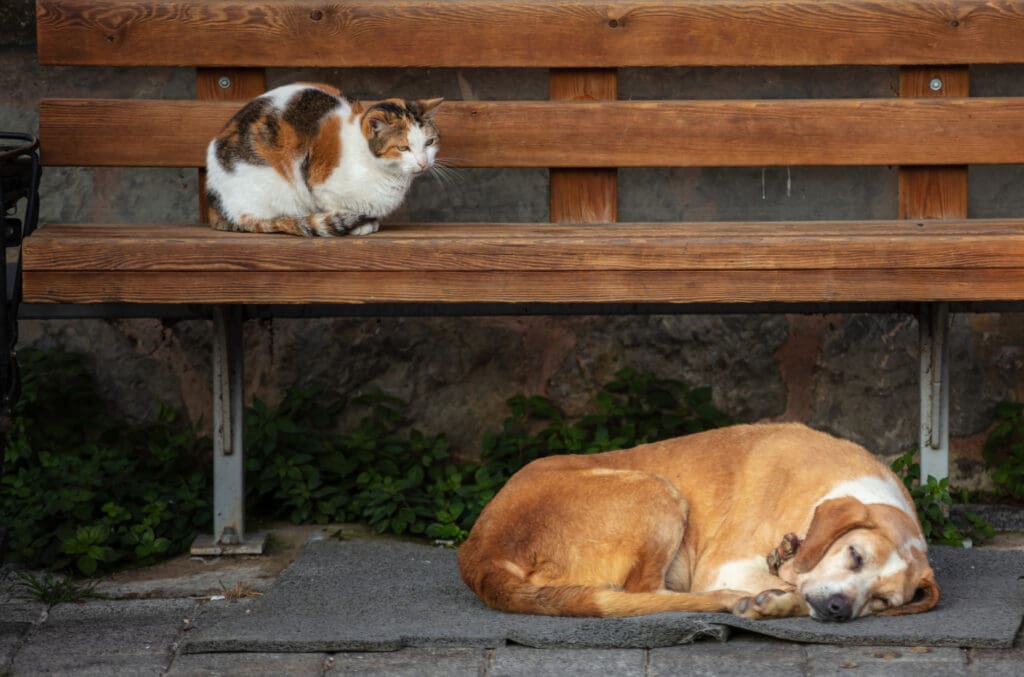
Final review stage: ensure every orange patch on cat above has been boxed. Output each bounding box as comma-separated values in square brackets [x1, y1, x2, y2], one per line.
[208, 207, 229, 228]
[306, 114, 342, 187]
[254, 116, 300, 181]
[348, 99, 365, 124]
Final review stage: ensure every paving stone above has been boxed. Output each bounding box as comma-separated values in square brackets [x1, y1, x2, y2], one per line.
[167, 652, 329, 676]
[10, 598, 195, 676]
[325, 647, 486, 676]
[804, 643, 968, 676]
[1, 630, 24, 673]
[487, 646, 646, 677]
[0, 599, 46, 672]
[0, 600, 46, 625]
[649, 634, 806, 677]
[966, 645, 1024, 676]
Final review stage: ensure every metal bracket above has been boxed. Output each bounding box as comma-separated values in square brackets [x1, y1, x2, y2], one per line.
[191, 305, 266, 556]
[918, 302, 950, 482]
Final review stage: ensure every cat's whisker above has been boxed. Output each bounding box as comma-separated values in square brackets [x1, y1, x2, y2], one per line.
[428, 164, 464, 189]
[434, 156, 468, 168]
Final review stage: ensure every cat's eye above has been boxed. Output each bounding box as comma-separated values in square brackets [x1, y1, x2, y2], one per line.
[425, 138, 436, 146]
[397, 145, 410, 152]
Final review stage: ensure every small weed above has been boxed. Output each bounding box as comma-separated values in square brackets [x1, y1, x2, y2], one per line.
[891, 452, 995, 546]
[14, 570, 104, 605]
[218, 580, 262, 600]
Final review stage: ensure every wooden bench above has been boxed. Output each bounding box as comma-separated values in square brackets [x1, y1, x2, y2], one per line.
[29, 0, 1024, 553]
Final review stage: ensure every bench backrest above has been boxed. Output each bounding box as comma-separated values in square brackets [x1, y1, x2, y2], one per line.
[36, 0, 1024, 224]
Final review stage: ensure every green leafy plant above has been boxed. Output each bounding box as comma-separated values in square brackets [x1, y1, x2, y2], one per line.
[481, 368, 731, 476]
[983, 401, 1024, 499]
[891, 451, 994, 546]
[3, 351, 731, 571]
[1, 350, 212, 575]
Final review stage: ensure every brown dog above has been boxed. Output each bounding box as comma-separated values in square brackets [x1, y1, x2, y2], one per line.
[459, 423, 939, 621]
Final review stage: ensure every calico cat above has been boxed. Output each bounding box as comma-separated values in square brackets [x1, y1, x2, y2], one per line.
[205, 82, 442, 236]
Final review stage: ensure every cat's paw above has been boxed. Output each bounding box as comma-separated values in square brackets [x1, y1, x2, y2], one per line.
[348, 219, 380, 236]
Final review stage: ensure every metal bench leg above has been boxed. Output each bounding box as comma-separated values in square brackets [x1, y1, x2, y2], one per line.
[191, 305, 267, 555]
[918, 302, 950, 483]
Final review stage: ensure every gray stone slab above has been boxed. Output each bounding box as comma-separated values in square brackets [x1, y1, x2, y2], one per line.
[11, 598, 195, 676]
[649, 634, 807, 677]
[326, 648, 486, 676]
[1, 632, 23, 673]
[0, 600, 46, 628]
[1, 599, 45, 671]
[184, 540, 1024, 653]
[488, 646, 646, 677]
[804, 644, 968, 676]
[167, 652, 329, 676]
[953, 504, 1024, 532]
[967, 644, 1024, 677]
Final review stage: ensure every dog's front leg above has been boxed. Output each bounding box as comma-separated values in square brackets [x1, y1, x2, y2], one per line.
[732, 589, 810, 620]
[703, 559, 809, 620]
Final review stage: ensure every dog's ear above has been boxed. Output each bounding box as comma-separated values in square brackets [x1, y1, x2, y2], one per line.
[876, 570, 941, 616]
[793, 497, 875, 574]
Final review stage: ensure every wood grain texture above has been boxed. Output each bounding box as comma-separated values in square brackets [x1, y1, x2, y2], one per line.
[38, 98, 1024, 168]
[898, 67, 969, 219]
[549, 69, 617, 223]
[23, 269, 1024, 305]
[36, 1, 1024, 67]
[23, 221, 1024, 272]
[196, 68, 266, 223]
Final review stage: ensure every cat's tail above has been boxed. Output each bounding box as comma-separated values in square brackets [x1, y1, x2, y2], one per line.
[208, 206, 378, 237]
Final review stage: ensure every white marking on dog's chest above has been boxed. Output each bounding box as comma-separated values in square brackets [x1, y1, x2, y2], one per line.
[707, 556, 768, 593]
[816, 476, 915, 517]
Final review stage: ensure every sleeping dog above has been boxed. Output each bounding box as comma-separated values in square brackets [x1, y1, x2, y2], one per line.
[459, 423, 938, 621]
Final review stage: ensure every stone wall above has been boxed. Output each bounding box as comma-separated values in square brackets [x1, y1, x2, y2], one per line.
[4, 1, 1024, 484]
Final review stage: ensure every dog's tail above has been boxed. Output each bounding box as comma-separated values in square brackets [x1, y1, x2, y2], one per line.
[460, 557, 735, 618]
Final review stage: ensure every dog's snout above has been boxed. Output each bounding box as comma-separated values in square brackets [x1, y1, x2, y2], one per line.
[810, 593, 854, 622]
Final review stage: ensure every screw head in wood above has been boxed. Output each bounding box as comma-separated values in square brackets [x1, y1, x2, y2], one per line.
[218, 76, 232, 89]
[929, 78, 943, 92]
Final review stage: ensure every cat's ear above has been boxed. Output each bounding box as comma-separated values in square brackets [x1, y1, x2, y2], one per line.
[416, 98, 444, 117]
[362, 109, 394, 137]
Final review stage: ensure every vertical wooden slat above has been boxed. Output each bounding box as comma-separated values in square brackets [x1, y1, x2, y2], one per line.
[196, 68, 267, 223]
[549, 69, 617, 223]
[900, 67, 967, 485]
[898, 67, 969, 219]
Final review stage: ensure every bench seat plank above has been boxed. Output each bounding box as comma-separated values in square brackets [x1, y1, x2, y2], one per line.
[37, 0, 1024, 68]
[39, 98, 1024, 168]
[23, 269, 1024, 305]
[22, 221, 1024, 304]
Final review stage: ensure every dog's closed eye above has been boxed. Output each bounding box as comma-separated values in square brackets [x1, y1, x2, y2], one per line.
[848, 545, 863, 571]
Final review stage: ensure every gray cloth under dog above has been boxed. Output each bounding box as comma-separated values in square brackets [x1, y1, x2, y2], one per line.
[183, 539, 1024, 653]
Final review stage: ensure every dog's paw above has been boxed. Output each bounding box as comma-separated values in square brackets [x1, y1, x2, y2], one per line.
[732, 589, 809, 620]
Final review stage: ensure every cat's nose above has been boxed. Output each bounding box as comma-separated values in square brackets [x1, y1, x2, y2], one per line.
[416, 155, 429, 170]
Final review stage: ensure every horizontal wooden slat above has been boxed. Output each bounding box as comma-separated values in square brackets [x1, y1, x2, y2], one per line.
[23, 269, 1024, 305]
[22, 221, 1024, 273]
[39, 98, 1024, 168]
[36, 0, 1024, 68]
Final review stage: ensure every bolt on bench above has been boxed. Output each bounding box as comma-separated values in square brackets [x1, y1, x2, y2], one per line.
[28, 0, 1024, 553]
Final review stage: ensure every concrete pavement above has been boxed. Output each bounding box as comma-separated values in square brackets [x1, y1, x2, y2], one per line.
[2, 525, 1023, 676]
